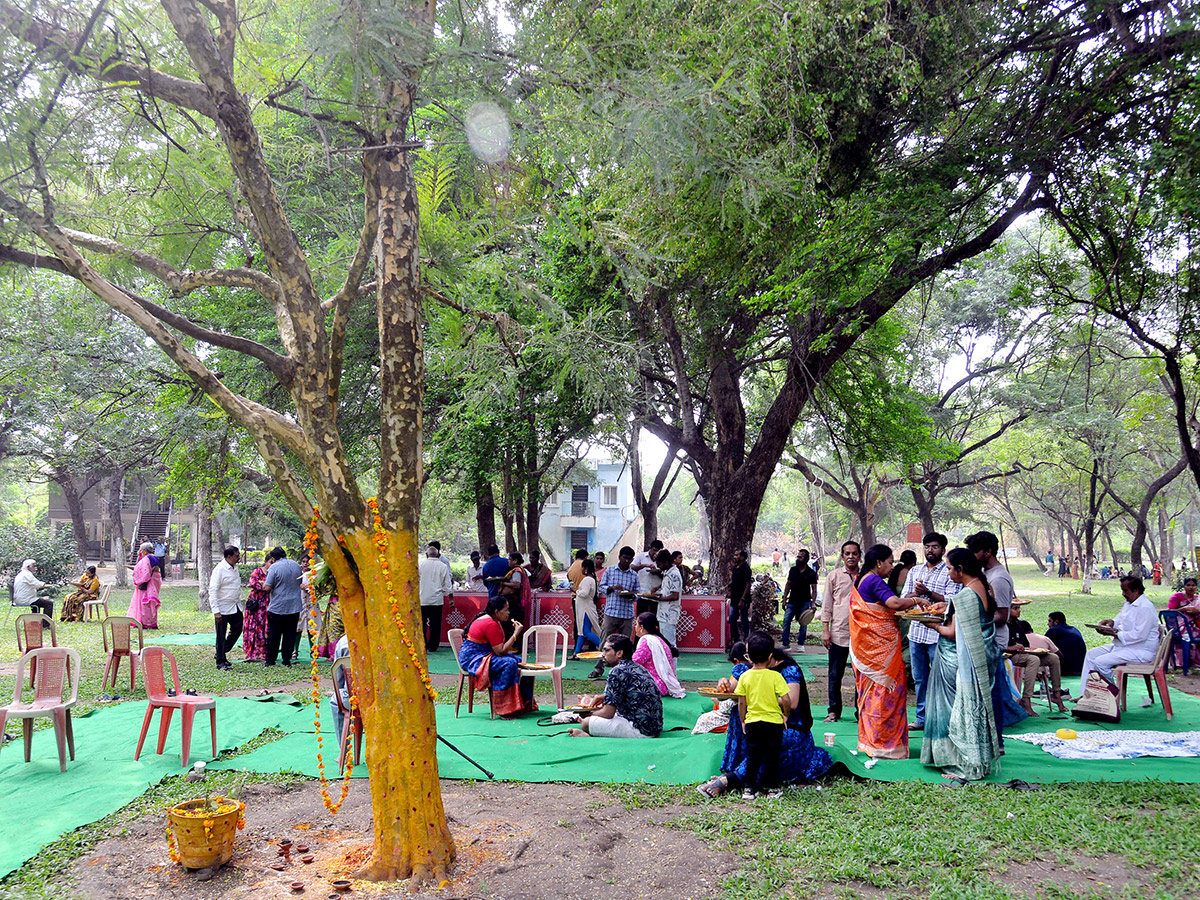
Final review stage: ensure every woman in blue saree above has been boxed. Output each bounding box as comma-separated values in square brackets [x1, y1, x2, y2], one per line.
[921, 548, 1001, 781]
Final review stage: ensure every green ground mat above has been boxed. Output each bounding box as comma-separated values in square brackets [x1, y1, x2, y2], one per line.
[422, 648, 829, 681]
[154, 632, 233, 646]
[211, 695, 724, 785]
[0, 696, 313, 880]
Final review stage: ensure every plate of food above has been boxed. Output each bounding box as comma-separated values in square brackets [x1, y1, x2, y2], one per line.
[638, 592, 659, 599]
[1017, 647, 1050, 654]
[573, 651, 602, 660]
[1084, 623, 1112, 632]
[1012, 598, 1034, 606]
[519, 662, 554, 670]
[698, 686, 739, 700]
[899, 611, 945, 625]
[618, 590, 638, 599]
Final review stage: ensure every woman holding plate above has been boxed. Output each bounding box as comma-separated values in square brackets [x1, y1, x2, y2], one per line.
[921, 548, 1001, 781]
[849, 544, 923, 759]
[457, 595, 538, 718]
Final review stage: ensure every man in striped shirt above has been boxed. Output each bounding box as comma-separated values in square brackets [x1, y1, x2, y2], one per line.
[901, 532, 959, 731]
[589, 546, 639, 679]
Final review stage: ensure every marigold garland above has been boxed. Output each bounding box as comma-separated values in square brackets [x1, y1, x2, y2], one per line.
[366, 496, 437, 701]
[305, 506, 357, 814]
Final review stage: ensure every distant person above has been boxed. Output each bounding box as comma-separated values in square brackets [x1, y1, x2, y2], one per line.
[1058, 555, 1068, 579]
[592, 551, 607, 584]
[208, 546, 243, 671]
[13, 559, 52, 618]
[771, 548, 782, 571]
[726, 549, 754, 644]
[1168, 577, 1200, 623]
[418, 544, 454, 652]
[262, 547, 304, 667]
[525, 549, 553, 592]
[428, 540, 453, 578]
[481, 544, 509, 599]
[888, 549, 918, 596]
[1044, 613, 1086, 678]
[465, 550, 485, 590]
[781, 549, 818, 650]
[126, 542, 163, 629]
[566, 548, 589, 592]
[61, 566, 99, 622]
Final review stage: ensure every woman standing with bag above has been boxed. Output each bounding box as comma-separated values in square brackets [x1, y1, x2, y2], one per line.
[243, 555, 271, 662]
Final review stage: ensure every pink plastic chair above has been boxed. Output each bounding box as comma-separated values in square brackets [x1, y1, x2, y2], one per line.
[519, 625, 569, 709]
[0, 647, 81, 772]
[134, 647, 217, 768]
[101, 616, 144, 691]
[330, 657, 364, 773]
[15, 613, 58, 688]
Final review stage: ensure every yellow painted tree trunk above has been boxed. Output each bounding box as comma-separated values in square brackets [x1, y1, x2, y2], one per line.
[326, 527, 455, 882]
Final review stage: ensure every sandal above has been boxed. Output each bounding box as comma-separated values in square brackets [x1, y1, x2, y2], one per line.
[696, 776, 726, 799]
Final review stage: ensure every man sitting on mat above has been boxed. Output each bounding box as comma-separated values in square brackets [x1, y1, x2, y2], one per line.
[568, 635, 663, 739]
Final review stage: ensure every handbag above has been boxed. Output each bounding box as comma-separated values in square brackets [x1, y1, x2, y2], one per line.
[246, 597, 261, 613]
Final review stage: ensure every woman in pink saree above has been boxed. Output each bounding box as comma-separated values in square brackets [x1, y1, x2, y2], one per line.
[126, 542, 163, 628]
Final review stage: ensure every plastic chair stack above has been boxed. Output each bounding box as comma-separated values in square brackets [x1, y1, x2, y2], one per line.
[1114, 625, 1174, 720]
[448, 628, 494, 718]
[330, 657, 364, 773]
[15, 613, 58, 688]
[519, 625, 569, 710]
[83, 585, 112, 622]
[134, 647, 217, 768]
[101, 616, 144, 692]
[0, 647, 82, 772]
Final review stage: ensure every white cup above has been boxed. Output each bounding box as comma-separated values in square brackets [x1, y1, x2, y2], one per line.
[823, 732, 836, 747]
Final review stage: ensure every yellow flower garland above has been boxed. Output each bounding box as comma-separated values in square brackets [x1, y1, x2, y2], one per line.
[305, 507, 357, 814]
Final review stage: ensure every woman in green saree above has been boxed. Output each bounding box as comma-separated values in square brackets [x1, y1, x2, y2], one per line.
[921, 547, 1001, 781]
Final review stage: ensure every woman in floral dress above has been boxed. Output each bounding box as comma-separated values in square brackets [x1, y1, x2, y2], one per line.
[243, 557, 271, 661]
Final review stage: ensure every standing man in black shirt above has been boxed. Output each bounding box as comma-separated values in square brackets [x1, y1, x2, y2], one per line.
[726, 550, 754, 644]
[781, 549, 818, 651]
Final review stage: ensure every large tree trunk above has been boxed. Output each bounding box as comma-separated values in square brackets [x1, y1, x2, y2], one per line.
[106, 468, 128, 588]
[696, 493, 712, 565]
[806, 483, 827, 569]
[197, 493, 214, 611]
[910, 485, 936, 536]
[707, 493, 760, 593]
[53, 471, 90, 565]
[475, 483, 497, 551]
[525, 496, 542, 558]
[856, 502, 877, 550]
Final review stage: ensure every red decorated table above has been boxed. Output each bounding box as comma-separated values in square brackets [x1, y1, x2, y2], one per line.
[438, 591, 726, 653]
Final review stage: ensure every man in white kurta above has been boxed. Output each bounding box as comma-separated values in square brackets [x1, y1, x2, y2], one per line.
[1079, 576, 1159, 688]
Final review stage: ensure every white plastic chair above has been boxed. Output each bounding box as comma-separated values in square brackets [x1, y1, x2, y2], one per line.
[519, 625, 569, 710]
[84, 584, 112, 621]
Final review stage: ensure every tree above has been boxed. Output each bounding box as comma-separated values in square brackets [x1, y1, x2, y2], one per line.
[0, 0, 455, 880]
[522, 0, 1199, 582]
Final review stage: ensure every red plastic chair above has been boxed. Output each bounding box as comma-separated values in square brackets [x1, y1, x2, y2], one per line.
[134, 647, 217, 768]
[1115, 625, 1174, 720]
[448, 628, 494, 718]
[330, 657, 364, 773]
[101, 615, 144, 691]
[0, 647, 81, 772]
[15, 613, 58, 688]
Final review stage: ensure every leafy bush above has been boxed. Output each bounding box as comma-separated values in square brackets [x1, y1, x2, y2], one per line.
[0, 523, 79, 592]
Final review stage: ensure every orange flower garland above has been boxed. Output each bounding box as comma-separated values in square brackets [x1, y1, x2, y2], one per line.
[305, 507, 357, 814]
[366, 497, 436, 701]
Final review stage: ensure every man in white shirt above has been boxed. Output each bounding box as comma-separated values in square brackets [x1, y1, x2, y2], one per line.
[12, 559, 52, 618]
[208, 546, 243, 670]
[820, 541, 860, 723]
[650, 548, 683, 645]
[465, 551, 485, 590]
[1079, 575, 1160, 689]
[632, 539, 664, 614]
[419, 545, 454, 652]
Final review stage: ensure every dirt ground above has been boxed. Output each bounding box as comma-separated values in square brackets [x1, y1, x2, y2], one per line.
[72, 780, 738, 900]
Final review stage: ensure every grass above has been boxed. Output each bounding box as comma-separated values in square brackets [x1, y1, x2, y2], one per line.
[604, 779, 1200, 900]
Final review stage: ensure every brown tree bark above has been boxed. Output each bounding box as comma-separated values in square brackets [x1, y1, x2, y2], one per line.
[106, 467, 128, 587]
[475, 483, 498, 551]
[197, 492, 214, 612]
[52, 469, 92, 564]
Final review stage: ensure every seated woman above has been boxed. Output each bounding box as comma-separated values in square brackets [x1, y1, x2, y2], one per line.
[698, 637, 833, 797]
[921, 548, 1000, 782]
[457, 596, 538, 718]
[61, 566, 100, 622]
[1169, 577, 1200, 622]
[631, 612, 685, 698]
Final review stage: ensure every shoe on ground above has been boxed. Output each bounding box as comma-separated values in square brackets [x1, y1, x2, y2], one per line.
[741, 789, 757, 801]
[823, 713, 840, 723]
[588, 669, 605, 680]
[908, 722, 924, 731]
[766, 789, 784, 800]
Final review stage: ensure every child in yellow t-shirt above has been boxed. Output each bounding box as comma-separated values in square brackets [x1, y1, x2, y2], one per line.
[734, 632, 792, 799]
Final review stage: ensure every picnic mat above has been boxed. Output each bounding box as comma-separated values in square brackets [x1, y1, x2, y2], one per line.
[0, 695, 313, 880]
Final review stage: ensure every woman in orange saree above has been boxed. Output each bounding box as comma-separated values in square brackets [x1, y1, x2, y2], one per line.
[849, 544, 922, 759]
